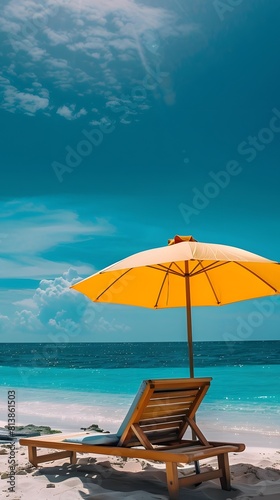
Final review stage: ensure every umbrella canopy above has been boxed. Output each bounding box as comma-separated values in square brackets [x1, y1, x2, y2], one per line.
[72, 235, 280, 376]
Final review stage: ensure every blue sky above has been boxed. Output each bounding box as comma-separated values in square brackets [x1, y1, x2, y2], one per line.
[1, 0, 280, 342]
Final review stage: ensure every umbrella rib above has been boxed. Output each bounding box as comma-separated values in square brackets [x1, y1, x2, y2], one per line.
[190, 261, 229, 276]
[96, 269, 132, 300]
[234, 262, 279, 292]
[154, 265, 172, 307]
[190, 261, 203, 274]
[147, 264, 184, 277]
[197, 262, 221, 305]
[170, 261, 185, 274]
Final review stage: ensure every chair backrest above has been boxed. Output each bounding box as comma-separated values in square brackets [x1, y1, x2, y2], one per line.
[117, 377, 212, 448]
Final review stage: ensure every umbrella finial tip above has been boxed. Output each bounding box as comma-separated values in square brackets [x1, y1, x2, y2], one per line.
[168, 235, 197, 245]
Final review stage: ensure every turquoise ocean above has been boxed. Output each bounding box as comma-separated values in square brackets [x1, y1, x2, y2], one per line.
[0, 341, 279, 446]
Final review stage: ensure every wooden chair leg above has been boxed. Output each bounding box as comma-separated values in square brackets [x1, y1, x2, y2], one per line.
[166, 462, 179, 500]
[218, 453, 231, 490]
[28, 446, 38, 466]
[70, 451, 77, 464]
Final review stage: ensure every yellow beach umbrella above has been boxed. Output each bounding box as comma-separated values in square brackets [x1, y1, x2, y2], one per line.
[71, 235, 280, 376]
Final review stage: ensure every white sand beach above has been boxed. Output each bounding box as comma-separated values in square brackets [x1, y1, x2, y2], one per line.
[1, 440, 280, 499]
[1, 387, 280, 499]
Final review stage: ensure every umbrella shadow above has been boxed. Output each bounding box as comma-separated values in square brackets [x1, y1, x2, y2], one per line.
[30, 457, 251, 499]
[32, 457, 170, 498]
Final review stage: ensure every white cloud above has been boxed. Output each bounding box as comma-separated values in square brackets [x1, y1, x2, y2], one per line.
[96, 317, 130, 333]
[0, 314, 9, 321]
[0, 199, 115, 278]
[89, 119, 101, 126]
[13, 298, 38, 309]
[15, 309, 41, 332]
[19, 71, 38, 80]
[0, 0, 198, 120]
[6, 63, 16, 76]
[45, 68, 73, 90]
[26, 46, 47, 61]
[1, 84, 49, 115]
[0, 203, 111, 254]
[120, 118, 131, 125]
[57, 104, 87, 120]
[56, 105, 74, 119]
[0, 314, 10, 335]
[0, 269, 131, 340]
[138, 103, 150, 111]
[109, 38, 136, 51]
[45, 57, 68, 69]
[45, 28, 69, 45]
[0, 256, 93, 280]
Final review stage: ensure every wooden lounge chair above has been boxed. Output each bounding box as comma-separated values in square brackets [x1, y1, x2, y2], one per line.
[19, 378, 245, 499]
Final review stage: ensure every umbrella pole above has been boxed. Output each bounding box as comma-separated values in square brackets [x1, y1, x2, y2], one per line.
[185, 262, 200, 476]
[185, 262, 194, 378]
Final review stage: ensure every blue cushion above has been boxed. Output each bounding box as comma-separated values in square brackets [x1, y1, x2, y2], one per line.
[116, 380, 147, 438]
[63, 432, 119, 445]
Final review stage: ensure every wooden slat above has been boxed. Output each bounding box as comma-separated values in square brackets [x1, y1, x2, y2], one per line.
[146, 401, 191, 412]
[147, 398, 194, 407]
[161, 439, 199, 446]
[148, 378, 212, 390]
[145, 428, 180, 439]
[139, 415, 184, 426]
[130, 426, 176, 442]
[141, 407, 187, 419]
[144, 433, 178, 444]
[147, 400, 192, 407]
[207, 441, 246, 452]
[151, 390, 198, 399]
[127, 427, 181, 446]
[184, 445, 242, 461]
[153, 439, 203, 450]
[159, 444, 213, 453]
[122, 432, 179, 447]
[140, 422, 181, 432]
